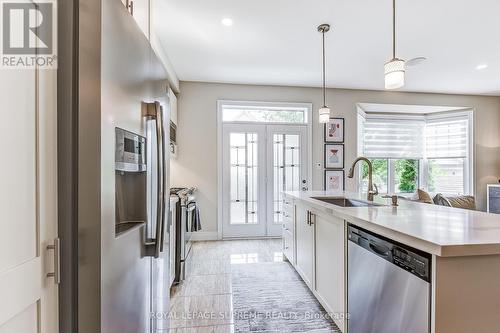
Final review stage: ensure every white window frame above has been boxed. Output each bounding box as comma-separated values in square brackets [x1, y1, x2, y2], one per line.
[219, 100, 310, 125]
[357, 109, 474, 196]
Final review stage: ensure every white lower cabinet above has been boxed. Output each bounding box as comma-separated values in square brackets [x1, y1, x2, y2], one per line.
[313, 211, 346, 332]
[291, 201, 346, 332]
[295, 202, 314, 287]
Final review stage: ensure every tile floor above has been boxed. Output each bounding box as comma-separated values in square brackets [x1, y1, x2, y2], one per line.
[168, 239, 284, 332]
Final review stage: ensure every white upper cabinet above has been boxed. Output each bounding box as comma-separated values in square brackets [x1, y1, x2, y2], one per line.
[122, 0, 150, 40]
[132, 0, 150, 39]
[169, 88, 178, 125]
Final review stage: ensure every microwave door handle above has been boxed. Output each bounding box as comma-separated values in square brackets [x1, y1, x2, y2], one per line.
[159, 105, 167, 253]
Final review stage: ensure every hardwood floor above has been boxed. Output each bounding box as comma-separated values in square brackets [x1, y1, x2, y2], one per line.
[168, 239, 283, 332]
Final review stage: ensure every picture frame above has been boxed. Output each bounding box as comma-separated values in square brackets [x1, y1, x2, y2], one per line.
[324, 117, 344, 143]
[324, 170, 345, 192]
[324, 144, 344, 169]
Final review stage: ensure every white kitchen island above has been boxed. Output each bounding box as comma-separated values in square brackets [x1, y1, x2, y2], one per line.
[283, 190, 500, 333]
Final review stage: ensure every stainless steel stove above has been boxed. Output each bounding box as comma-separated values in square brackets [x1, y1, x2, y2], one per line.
[170, 187, 197, 282]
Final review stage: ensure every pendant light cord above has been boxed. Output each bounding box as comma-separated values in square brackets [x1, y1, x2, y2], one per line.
[393, 0, 396, 59]
[322, 30, 326, 107]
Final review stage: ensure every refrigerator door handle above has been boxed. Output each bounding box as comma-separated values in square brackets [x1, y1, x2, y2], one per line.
[142, 101, 164, 258]
[159, 104, 167, 253]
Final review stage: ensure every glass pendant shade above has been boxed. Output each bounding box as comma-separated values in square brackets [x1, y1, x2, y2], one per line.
[385, 58, 405, 90]
[318, 106, 330, 123]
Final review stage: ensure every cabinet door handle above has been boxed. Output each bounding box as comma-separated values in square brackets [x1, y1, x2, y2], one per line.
[306, 211, 310, 225]
[127, 0, 134, 15]
[47, 238, 61, 284]
[310, 212, 315, 226]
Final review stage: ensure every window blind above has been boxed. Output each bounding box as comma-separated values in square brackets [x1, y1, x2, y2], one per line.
[427, 158, 465, 194]
[362, 118, 425, 159]
[426, 117, 468, 158]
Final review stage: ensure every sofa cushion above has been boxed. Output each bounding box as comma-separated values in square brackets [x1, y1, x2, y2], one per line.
[417, 189, 434, 204]
[433, 193, 452, 207]
[447, 195, 476, 210]
[433, 194, 476, 210]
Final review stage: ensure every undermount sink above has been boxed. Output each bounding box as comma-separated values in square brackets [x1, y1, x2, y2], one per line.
[310, 197, 384, 207]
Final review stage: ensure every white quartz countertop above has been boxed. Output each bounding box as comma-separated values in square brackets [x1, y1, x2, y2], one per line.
[284, 190, 500, 257]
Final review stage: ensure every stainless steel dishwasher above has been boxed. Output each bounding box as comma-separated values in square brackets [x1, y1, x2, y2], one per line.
[347, 225, 431, 333]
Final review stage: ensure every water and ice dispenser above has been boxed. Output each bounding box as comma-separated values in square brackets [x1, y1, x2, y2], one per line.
[115, 127, 147, 236]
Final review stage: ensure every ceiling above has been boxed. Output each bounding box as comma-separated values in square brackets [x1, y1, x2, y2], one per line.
[153, 0, 500, 95]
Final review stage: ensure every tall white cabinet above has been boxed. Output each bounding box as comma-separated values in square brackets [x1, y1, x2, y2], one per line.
[282, 195, 346, 332]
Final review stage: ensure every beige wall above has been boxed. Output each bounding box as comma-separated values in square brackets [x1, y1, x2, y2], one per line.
[172, 81, 500, 235]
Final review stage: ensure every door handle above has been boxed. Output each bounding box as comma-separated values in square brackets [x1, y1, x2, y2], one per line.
[142, 101, 165, 258]
[369, 242, 390, 256]
[301, 179, 308, 191]
[159, 104, 167, 253]
[46, 238, 61, 284]
[126, 0, 134, 15]
[309, 212, 315, 226]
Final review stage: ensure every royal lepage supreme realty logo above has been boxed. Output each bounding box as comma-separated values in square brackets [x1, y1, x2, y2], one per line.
[1, 0, 56, 69]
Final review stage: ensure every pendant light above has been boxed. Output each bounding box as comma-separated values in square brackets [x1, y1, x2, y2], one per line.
[318, 24, 331, 123]
[384, 0, 405, 89]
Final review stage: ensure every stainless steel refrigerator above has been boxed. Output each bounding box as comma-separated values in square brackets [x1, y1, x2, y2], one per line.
[57, 0, 172, 332]
[100, 1, 172, 332]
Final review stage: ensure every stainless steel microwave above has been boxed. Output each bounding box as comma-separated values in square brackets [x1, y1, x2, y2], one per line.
[115, 127, 146, 172]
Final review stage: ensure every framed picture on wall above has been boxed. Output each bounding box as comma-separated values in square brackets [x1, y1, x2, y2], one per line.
[324, 144, 344, 169]
[324, 170, 345, 192]
[324, 117, 344, 143]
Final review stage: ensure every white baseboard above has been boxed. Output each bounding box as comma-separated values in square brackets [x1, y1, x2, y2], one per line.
[222, 236, 282, 240]
[190, 231, 219, 241]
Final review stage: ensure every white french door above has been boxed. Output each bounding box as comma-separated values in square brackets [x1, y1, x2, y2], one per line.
[222, 124, 308, 238]
[0, 68, 58, 331]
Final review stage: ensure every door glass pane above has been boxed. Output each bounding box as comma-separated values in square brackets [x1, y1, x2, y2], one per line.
[223, 106, 306, 123]
[230, 133, 258, 224]
[273, 134, 301, 224]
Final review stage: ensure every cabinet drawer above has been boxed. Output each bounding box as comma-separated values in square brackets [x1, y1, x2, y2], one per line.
[282, 229, 294, 262]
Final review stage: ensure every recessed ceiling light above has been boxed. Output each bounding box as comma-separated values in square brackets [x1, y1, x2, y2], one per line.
[221, 18, 233, 27]
[476, 64, 488, 70]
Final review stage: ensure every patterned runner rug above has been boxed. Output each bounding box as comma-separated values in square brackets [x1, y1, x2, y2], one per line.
[231, 261, 341, 332]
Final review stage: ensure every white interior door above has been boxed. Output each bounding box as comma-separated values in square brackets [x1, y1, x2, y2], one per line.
[266, 125, 308, 237]
[222, 124, 308, 238]
[0, 68, 58, 332]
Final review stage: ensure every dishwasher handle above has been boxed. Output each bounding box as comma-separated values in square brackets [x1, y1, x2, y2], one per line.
[369, 242, 391, 257]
